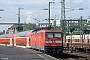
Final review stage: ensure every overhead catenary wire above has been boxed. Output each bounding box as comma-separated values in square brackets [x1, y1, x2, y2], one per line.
[0, 1, 60, 21]
[71, 0, 88, 9]
[65, 0, 89, 19]
[0, 4, 17, 14]
[0, 3, 49, 22]
[0, 0, 89, 22]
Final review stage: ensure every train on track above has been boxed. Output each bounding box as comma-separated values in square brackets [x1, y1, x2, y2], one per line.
[1, 26, 90, 55]
[63, 34, 90, 52]
[0, 27, 63, 56]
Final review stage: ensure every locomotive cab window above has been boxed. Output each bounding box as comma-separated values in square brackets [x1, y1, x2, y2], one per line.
[46, 33, 53, 38]
[54, 33, 61, 38]
[46, 32, 61, 38]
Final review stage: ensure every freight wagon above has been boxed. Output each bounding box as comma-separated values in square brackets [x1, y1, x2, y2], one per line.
[63, 34, 90, 52]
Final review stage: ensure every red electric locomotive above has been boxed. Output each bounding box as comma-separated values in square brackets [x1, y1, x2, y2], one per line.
[30, 27, 63, 56]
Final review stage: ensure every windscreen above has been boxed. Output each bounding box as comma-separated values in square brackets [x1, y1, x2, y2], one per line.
[46, 32, 61, 38]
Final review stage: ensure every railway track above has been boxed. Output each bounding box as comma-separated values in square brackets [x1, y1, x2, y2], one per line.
[71, 52, 90, 60]
[35, 49, 90, 60]
[57, 52, 90, 60]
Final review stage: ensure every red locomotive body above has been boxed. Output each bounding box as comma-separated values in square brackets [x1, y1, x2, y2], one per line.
[31, 29, 63, 55]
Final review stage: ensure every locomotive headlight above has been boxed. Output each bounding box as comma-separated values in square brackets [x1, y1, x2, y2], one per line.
[46, 40, 52, 43]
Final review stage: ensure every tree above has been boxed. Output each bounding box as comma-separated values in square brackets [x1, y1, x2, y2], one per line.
[52, 25, 61, 30]
[66, 22, 76, 35]
[87, 19, 90, 29]
[24, 23, 38, 31]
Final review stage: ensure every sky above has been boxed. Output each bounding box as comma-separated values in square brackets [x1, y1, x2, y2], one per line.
[0, 0, 90, 32]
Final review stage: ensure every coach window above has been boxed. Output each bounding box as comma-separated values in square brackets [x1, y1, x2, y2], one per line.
[75, 39, 77, 42]
[78, 39, 79, 42]
[87, 39, 89, 43]
[68, 39, 70, 42]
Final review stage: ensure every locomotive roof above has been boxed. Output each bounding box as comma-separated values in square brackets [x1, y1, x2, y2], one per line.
[32, 27, 53, 32]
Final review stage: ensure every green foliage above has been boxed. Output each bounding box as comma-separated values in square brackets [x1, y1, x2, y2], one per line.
[24, 23, 38, 31]
[88, 20, 90, 25]
[52, 25, 61, 30]
[65, 21, 89, 35]
[72, 31, 80, 35]
[24, 20, 90, 35]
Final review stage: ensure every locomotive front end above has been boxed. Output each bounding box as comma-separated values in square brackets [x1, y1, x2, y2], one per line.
[44, 30, 63, 57]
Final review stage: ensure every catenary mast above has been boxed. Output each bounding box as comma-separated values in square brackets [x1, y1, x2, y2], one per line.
[61, 0, 66, 41]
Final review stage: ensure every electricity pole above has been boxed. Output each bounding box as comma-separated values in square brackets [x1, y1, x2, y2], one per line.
[48, 2, 55, 27]
[43, 2, 55, 27]
[18, 8, 20, 23]
[18, 8, 24, 23]
[61, 0, 66, 41]
[49, 2, 50, 27]
[80, 16, 83, 47]
[61, 0, 65, 28]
